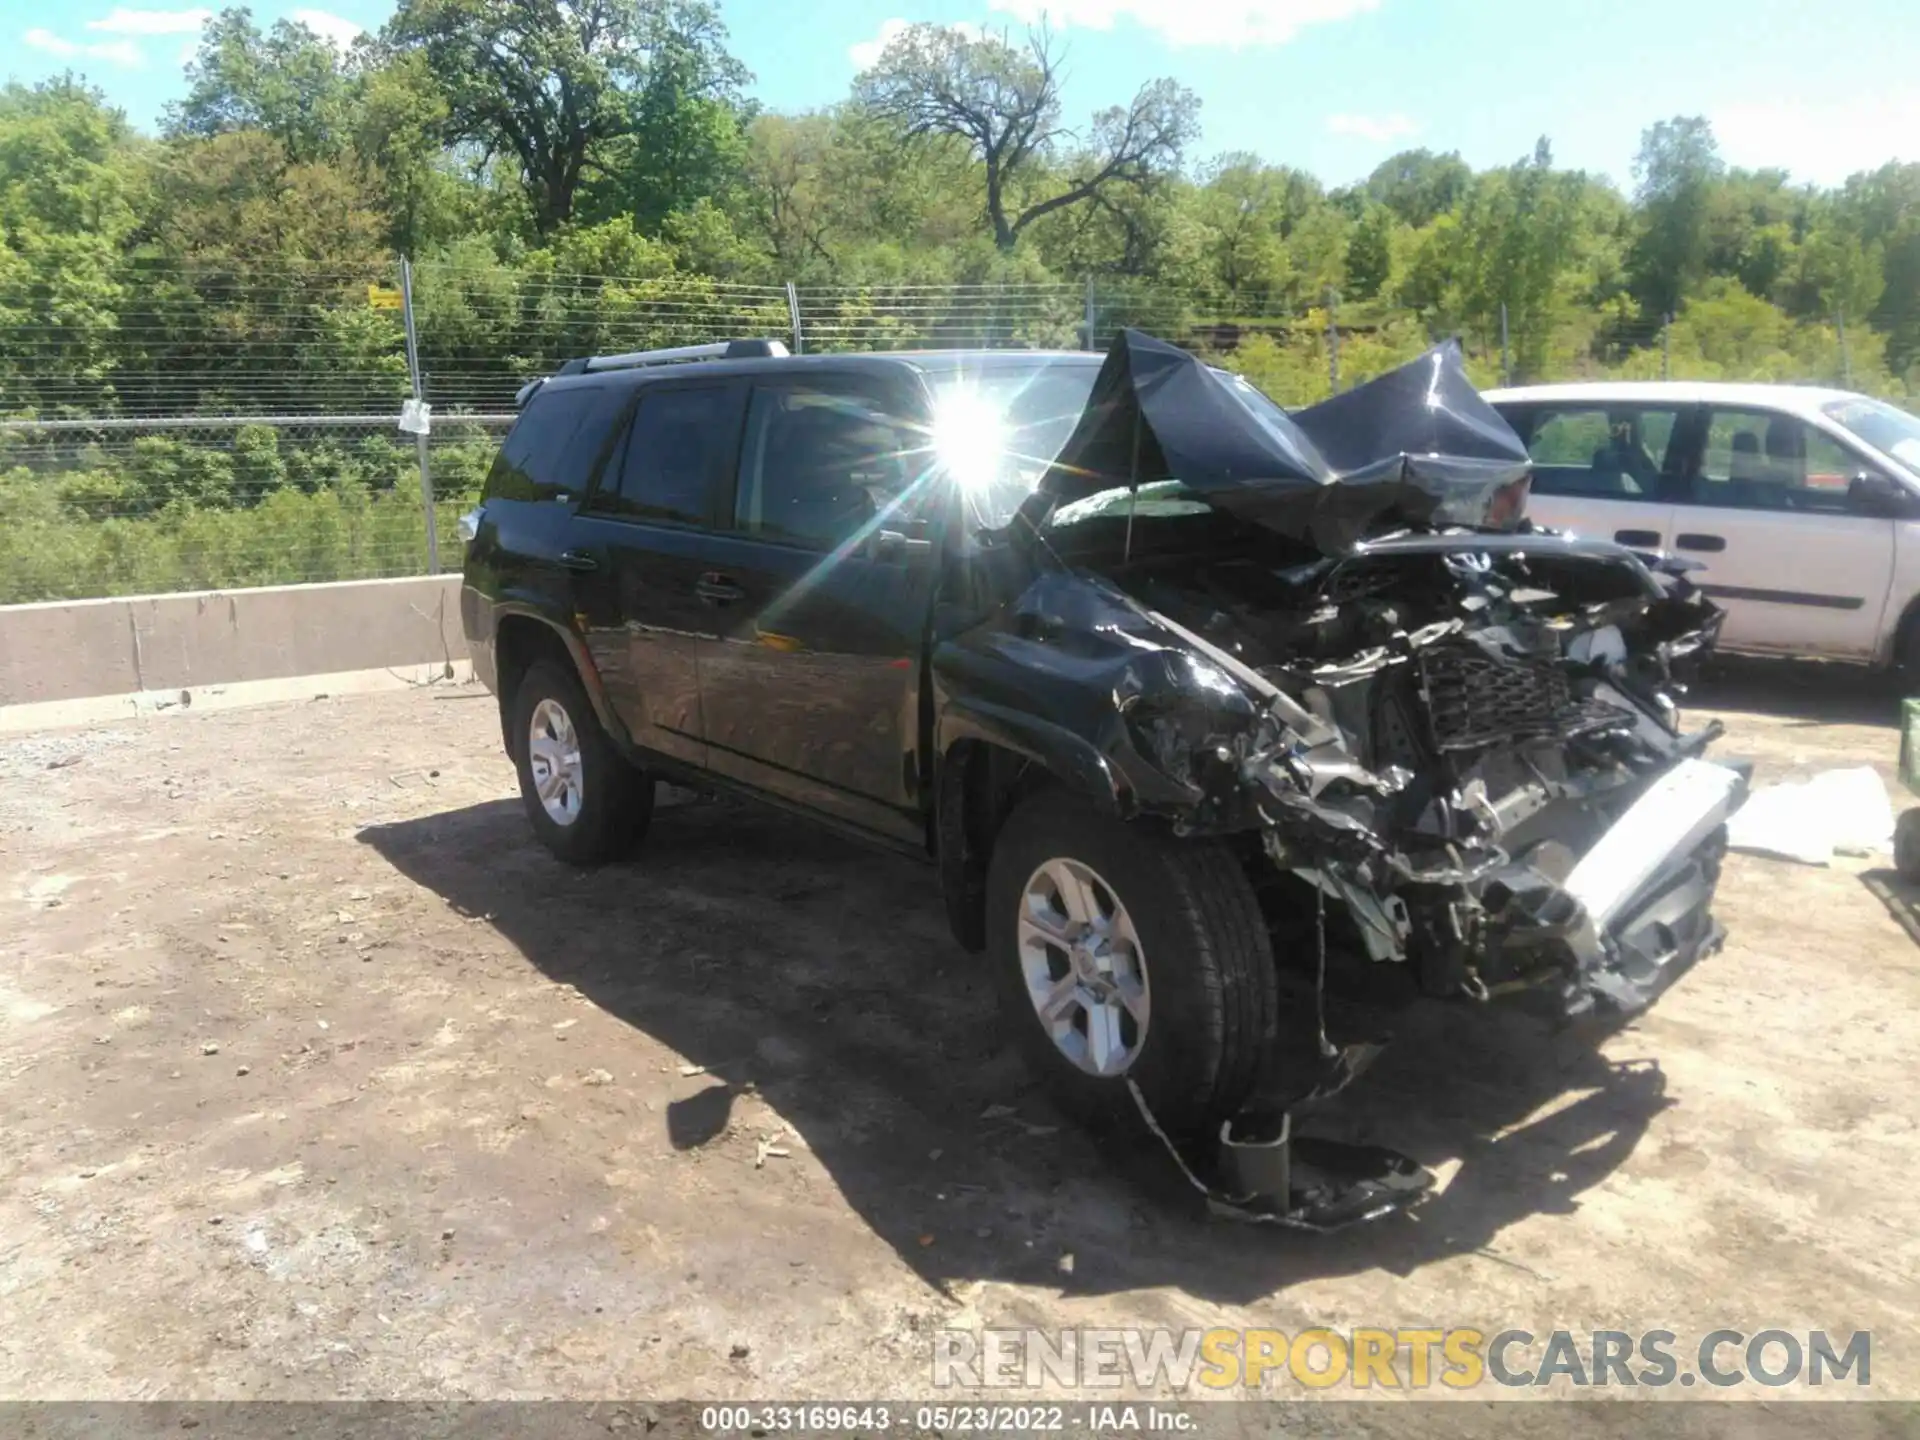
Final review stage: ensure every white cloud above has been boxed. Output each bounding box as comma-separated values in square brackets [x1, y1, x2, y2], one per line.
[86, 7, 209, 35]
[850, 17, 909, 68]
[1713, 97, 1918, 188]
[290, 7, 366, 52]
[23, 27, 145, 65]
[1326, 111, 1419, 144]
[850, 16, 986, 70]
[986, 0, 1377, 47]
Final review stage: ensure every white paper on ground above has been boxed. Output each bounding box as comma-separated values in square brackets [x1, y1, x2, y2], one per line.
[1725, 766, 1895, 866]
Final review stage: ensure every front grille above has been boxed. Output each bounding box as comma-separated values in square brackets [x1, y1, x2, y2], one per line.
[1417, 640, 1630, 753]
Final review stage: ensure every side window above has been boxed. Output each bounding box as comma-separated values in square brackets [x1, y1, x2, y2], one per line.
[485, 386, 621, 501]
[1519, 406, 1678, 499]
[1689, 410, 1862, 513]
[733, 382, 924, 550]
[597, 385, 733, 527]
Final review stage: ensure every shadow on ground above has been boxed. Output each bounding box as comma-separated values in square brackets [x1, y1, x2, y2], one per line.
[361, 791, 1672, 1305]
[1692, 655, 1900, 730]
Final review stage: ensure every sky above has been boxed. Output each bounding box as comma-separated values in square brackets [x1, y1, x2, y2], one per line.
[4, 0, 1917, 192]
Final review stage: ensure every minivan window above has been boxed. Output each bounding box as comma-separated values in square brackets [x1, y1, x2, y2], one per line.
[485, 386, 621, 502]
[1688, 409, 1859, 513]
[1825, 397, 1920, 475]
[599, 385, 733, 527]
[1514, 405, 1679, 498]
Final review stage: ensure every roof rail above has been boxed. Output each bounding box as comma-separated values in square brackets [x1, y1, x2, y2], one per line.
[555, 338, 790, 377]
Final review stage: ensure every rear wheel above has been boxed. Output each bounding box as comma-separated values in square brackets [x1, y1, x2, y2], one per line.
[984, 790, 1277, 1137]
[511, 659, 654, 865]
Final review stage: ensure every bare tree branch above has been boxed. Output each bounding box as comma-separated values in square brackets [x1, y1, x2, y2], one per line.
[855, 21, 1196, 251]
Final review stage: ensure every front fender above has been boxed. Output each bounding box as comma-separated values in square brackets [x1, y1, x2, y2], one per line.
[937, 697, 1129, 817]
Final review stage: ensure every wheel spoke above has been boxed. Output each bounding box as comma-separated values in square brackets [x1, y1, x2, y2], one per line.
[1113, 967, 1149, 1024]
[1084, 1001, 1126, 1075]
[1019, 897, 1076, 948]
[1036, 974, 1081, 1026]
[1054, 863, 1104, 928]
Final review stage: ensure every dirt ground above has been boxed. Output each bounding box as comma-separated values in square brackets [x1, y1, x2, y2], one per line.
[1, 662, 1916, 1411]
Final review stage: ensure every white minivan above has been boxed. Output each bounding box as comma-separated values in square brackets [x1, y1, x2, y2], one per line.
[1483, 382, 1920, 670]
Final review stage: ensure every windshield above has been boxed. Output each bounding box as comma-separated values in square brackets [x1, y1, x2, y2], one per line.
[927, 361, 1101, 530]
[1824, 397, 1920, 476]
[926, 359, 1295, 530]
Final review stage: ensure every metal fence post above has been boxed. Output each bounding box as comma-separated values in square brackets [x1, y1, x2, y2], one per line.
[1326, 287, 1341, 395]
[785, 281, 804, 355]
[1837, 302, 1852, 387]
[1662, 313, 1673, 381]
[399, 257, 439, 576]
[1084, 275, 1097, 351]
[1499, 302, 1511, 386]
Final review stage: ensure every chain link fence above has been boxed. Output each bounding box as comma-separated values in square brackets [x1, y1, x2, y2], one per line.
[0, 259, 1877, 605]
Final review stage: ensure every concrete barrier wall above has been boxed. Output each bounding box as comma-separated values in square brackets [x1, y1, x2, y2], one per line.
[0, 576, 468, 708]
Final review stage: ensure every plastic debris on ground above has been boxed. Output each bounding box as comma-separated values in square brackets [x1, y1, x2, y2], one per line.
[1725, 766, 1894, 866]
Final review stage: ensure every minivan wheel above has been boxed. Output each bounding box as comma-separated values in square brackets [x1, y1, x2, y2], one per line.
[511, 660, 654, 865]
[984, 790, 1278, 1137]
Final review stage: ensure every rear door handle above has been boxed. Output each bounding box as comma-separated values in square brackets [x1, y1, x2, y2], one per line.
[1676, 533, 1726, 553]
[695, 573, 746, 605]
[1614, 529, 1662, 548]
[558, 548, 598, 573]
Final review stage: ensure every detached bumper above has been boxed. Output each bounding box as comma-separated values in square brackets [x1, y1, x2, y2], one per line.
[1494, 758, 1748, 1021]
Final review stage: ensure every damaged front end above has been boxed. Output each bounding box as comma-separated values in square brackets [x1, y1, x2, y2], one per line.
[943, 332, 1744, 1228]
[1130, 530, 1742, 1027]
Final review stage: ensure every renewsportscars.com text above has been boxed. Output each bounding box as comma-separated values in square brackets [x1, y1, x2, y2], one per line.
[932, 1327, 1872, 1391]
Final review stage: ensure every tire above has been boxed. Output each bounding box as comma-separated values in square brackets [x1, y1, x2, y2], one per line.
[984, 789, 1278, 1137]
[511, 659, 654, 865]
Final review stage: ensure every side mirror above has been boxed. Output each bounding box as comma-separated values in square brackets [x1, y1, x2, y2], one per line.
[1848, 471, 1913, 519]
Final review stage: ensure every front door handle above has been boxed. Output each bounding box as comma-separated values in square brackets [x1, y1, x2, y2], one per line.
[695, 572, 745, 605]
[1676, 533, 1726, 553]
[558, 548, 598, 573]
[1614, 529, 1662, 548]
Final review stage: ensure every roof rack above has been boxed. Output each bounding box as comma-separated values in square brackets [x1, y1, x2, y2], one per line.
[513, 338, 791, 409]
[558, 338, 790, 377]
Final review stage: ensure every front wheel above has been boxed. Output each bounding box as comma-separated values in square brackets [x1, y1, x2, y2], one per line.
[984, 791, 1278, 1137]
[511, 659, 654, 865]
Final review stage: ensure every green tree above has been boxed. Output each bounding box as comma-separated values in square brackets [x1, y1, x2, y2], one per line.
[1629, 116, 1725, 317]
[383, 0, 749, 234]
[168, 8, 357, 163]
[1364, 148, 1470, 228]
[1344, 202, 1395, 301]
[855, 22, 1198, 252]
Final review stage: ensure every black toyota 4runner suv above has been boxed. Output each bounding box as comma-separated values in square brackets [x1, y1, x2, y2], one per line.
[461, 330, 1740, 1221]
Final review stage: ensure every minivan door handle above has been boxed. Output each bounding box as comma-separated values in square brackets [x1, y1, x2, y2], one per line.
[695, 572, 746, 605]
[1675, 533, 1726, 553]
[558, 548, 599, 573]
[1614, 529, 1662, 548]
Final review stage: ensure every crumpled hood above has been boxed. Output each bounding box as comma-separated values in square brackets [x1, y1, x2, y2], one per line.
[1036, 329, 1534, 554]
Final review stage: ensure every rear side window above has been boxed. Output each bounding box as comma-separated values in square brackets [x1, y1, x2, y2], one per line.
[486, 386, 623, 501]
[596, 385, 734, 527]
[1511, 405, 1680, 499]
